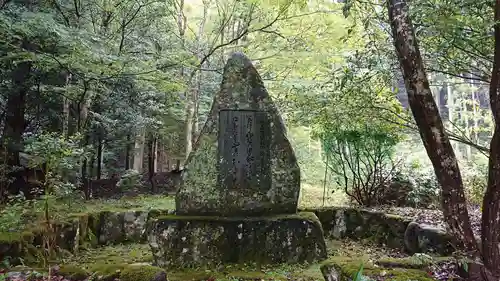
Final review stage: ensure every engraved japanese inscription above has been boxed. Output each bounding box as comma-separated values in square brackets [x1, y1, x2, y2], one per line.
[218, 109, 271, 191]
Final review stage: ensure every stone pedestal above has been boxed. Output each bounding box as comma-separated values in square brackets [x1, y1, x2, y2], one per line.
[151, 52, 327, 268]
[148, 212, 327, 268]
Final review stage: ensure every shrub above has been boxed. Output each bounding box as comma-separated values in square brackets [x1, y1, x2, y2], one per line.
[321, 125, 400, 206]
[117, 170, 142, 191]
[460, 157, 488, 208]
[386, 167, 440, 208]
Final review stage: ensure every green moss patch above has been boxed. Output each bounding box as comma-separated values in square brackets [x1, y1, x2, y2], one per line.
[58, 265, 90, 280]
[89, 263, 127, 281]
[0, 195, 175, 234]
[59, 243, 325, 281]
[65, 244, 153, 267]
[166, 263, 324, 281]
[120, 265, 165, 281]
[65, 261, 324, 281]
[375, 255, 453, 269]
[322, 256, 435, 281]
[0, 231, 33, 243]
[154, 211, 320, 224]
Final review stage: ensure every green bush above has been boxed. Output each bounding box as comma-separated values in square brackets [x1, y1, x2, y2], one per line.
[320, 125, 401, 206]
[117, 170, 142, 191]
[387, 165, 440, 208]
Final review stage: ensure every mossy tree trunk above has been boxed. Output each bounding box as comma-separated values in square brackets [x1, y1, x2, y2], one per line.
[389, 0, 500, 278]
[387, 0, 479, 260]
[481, 0, 500, 277]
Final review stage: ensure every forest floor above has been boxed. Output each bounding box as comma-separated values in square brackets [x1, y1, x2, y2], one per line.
[367, 205, 482, 236]
[6, 238, 455, 281]
[0, 184, 474, 280]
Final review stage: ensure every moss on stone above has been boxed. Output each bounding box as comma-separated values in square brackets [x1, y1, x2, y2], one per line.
[65, 244, 153, 267]
[167, 263, 321, 281]
[322, 257, 435, 281]
[120, 265, 164, 281]
[88, 263, 127, 281]
[0, 230, 35, 243]
[384, 213, 409, 222]
[154, 270, 222, 281]
[58, 265, 90, 280]
[289, 264, 325, 280]
[83, 262, 317, 281]
[376, 256, 453, 269]
[149, 211, 326, 267]
[154, 211, 320, 224]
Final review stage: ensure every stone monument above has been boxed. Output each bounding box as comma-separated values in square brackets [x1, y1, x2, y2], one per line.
[148, 52, 327, 268]
[176, 52, 301, 216]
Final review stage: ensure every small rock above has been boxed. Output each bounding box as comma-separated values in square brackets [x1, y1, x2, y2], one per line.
[152, 271, 168, 281]
[320, 264, 340, 281]
[7, 271, 24, 279]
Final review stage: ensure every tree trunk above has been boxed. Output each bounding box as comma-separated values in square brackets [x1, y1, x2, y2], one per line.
[188, 0, 208, 155]
[133, 128, 145, 172]
[125, 133, 131, 170]
[472, 84, 479, 145]
[148, 134, 156, 192]
[2, 61, 31, 198]
[482, 0, 500, 277]
[192, 73, 200, 145]
[62, 73, 71, 137]
[153, 137, 158, 172]
[77, 84, 92, 194]
[184, 98, 194, 160]
[82, 132, 90, 199]
[447, 80, 460, 153]
[463, 94, 472, 160]
[387, 0, 479, 256]
[96, 133, 103, 180]
[89, 134, 95, 180]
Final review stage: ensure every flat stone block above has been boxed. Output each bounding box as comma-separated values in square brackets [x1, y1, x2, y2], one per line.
[147, 212, 327, 268]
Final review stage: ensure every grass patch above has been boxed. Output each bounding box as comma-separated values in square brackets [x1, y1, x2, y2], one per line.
[64, 243, 153, 266]
[299, 183, 347, 209]
[0, 195, 175, 232]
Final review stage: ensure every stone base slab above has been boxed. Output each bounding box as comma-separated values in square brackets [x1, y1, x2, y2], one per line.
[147, 212, 327, 268]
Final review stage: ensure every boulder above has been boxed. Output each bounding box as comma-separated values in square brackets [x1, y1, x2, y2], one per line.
[309, 207, 411, 248]
[147, 212, 327, 268]
[404, 222, 454, 255]
[320, 257, 435, 281]
[320, 263, 341, 281]
[176, 52, 301, 216]
[123, 211, 149, 242]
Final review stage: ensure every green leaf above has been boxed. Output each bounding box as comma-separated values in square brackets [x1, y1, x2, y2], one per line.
[353, 262, 364, 281]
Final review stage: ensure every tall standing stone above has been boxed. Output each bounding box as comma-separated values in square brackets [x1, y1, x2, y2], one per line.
[148, 53, 327, 268]
[176, 52, 301, 216]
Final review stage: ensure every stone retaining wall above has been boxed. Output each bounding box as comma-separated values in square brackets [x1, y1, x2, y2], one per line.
[304, 207, 455, 255]
[0, 206, 455, 265]
[0, 209, 174, 264]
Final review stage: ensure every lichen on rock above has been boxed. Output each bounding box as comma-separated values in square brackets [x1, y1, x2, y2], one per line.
[147, 212, 327, 268]
[321, 256, 435, 281]
[176, 52, 301, 216]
